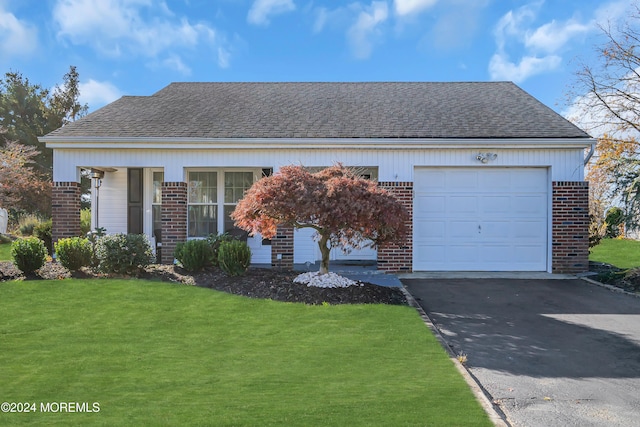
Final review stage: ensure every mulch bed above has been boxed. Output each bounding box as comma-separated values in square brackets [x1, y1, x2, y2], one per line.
[588, 261, 640, 294]
[0, 261, 408, 306]
[3, 260, 637, 303]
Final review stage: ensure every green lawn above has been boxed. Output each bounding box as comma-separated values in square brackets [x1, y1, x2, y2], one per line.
[590, 238, 640, 269]
[0, 279, 491, 426]
[0, 243, 11, 261]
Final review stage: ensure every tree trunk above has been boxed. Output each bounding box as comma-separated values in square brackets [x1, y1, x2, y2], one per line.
[318, 233, 331, 275]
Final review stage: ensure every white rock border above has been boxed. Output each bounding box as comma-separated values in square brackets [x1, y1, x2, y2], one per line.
[293, 271, 363, 288]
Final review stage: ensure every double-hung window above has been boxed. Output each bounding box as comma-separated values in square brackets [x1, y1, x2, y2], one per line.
[187, 170, 255, 238]
[188, 171, 218, 237]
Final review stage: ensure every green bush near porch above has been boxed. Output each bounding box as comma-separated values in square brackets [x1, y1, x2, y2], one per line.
[0, 279, 491, 426]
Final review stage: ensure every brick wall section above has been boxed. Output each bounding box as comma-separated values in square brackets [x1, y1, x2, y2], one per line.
[160, 182, 187, 265]
[552, 181, 589, 274]
[271, 225, 294, 270]
[52, 182, 82, 245]
[377, 182, 413, 272]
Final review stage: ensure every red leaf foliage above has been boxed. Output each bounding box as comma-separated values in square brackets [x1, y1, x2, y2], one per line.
[231, 164, 409, 249]
[0, 141, 51, 214]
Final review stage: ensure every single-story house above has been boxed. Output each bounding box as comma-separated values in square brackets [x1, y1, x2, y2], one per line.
[41, 82, 594, 273]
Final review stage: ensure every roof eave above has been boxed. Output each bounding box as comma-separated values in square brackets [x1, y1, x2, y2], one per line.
[41, 136, 596, 150]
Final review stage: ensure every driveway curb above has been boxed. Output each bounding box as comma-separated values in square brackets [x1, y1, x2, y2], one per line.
[400, 286, 510, 427]
[580, 276, 640, 298]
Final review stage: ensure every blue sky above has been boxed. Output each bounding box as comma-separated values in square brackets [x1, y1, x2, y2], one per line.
[0, 0, 631, 117]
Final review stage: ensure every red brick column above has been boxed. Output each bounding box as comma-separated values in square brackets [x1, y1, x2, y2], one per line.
[52, 182, 82, 245]
[161, 182, 187, 265]
[377, 182, 413, 272]
[271, 225, 294, 270]
[552, 181, 589, 274]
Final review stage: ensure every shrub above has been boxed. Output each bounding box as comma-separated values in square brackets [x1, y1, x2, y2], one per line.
[17, 214, 42, 236]
[55, 237, 92, 271]
[218, 240, 251, 276]
[605, 207, 625, 238]
[33, 219, 53, 255]
[95, 233, 154, 275]
[80, 208, 92, 235]
[11, 237, 47, 275]
[206, 232, 234, 266]
[174, 239, 213, 272]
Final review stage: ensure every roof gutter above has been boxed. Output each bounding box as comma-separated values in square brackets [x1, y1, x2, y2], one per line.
[41, 136, 597, 150]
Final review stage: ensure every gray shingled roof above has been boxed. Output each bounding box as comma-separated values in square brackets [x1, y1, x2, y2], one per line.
[44, 82, 590, 139]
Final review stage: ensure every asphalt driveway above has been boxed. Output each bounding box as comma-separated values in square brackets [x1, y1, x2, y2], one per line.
[402, 278, 640, 427]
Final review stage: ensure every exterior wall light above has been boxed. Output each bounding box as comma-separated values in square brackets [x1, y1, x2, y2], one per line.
[476, 152, 498, 163]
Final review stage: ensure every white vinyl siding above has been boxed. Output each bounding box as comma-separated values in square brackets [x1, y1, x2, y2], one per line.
[54, 147, 586, 183]
[92, 168, 127, 234]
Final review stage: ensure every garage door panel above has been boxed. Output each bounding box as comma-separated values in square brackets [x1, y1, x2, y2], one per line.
[449, 245, 480, 262]
[415, 195, 445, 215]
[416, 170, 447, 191]
[414, 167, 548, 271]
[449, 196, 478, 214]
[449, 171, 479, 190]
[512, 245, 545, 261]
[481, 245, 512, 262]
[418, 245, 447, 263]
[516, 170, 548, 191]
[513, 195, 546, 214]
[480, 196, 510, 214]
[481, 221, 511, 239]
[513, 221, 546, 238]
[479, 171, 512, 189]
[450, 221, 479, 238]
[417, 221, 446, 238]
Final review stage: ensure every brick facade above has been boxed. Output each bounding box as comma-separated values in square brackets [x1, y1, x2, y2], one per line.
[160, 182, 187, 265]
[377, 182, 413, 272]
[551, 181, 589, 274]
[271, 225, 294, 270]
[52, 181, 82, 245]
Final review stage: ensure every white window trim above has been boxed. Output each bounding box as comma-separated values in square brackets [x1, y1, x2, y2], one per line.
[185, 168, 262, 239]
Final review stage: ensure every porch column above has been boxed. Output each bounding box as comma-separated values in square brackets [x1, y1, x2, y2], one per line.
[52, 181, 82, 246]
[377, 182, 413, 272]
[271, 225, 294, 270]
[161, 181, 187, 265]
[552, 181, 589, 273]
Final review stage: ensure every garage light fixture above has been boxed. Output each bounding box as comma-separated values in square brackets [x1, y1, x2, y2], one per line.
[476, 152, 498, 163]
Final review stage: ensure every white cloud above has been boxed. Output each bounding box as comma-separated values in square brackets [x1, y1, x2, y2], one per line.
[489, 52, 561, 83]
[247, 0, 296, 26]
[347, 1, 389, 59]
[78, 79, 122, 110]
[53, 0, 229, 68]
[0, 4, 38, 58]
[217, 47, 231, 68]
[493, 3, 539, 51]
[490, 1, 595, 83]
[394, 0, 437, 17]
[162, 54, 191, 75]
[314, 7, 328, 33]
[525, 19, 590, 53]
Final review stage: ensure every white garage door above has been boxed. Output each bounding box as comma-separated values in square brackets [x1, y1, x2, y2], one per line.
[414, 168, 548, 271]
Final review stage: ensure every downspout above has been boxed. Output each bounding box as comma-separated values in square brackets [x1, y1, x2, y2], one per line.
[584, 142, 596, 165]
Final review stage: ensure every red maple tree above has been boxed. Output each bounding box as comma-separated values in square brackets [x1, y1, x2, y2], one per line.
[232, 164, 409, 274]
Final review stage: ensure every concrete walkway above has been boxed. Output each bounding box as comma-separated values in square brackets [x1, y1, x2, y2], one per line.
[403, 278, 640, 427]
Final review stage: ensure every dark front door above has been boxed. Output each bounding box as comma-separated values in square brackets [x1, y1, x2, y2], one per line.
[128, 168, 143, 234]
